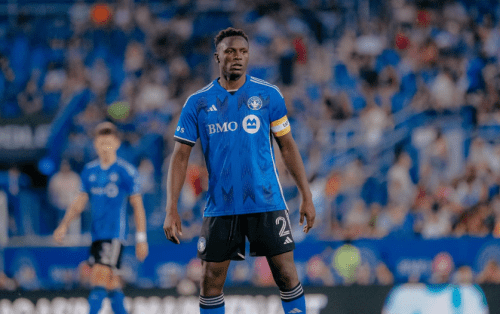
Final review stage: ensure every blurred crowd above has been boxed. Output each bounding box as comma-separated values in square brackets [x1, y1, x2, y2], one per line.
[1, 0, 500, 288]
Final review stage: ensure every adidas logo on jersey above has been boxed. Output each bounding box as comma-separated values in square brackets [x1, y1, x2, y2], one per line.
[288, 309, 303, 313]
[284, 236, 293, 245]
[207, 104, 218, 112]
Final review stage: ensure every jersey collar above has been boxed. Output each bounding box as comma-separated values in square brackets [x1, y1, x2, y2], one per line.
[214, 75, 249, 95]
[99, 159, 117, 171]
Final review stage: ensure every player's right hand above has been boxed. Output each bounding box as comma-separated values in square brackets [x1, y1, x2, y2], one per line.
[53, 225, 68, 243]
[163, 211, 183, 244]
[135, 242, 149, 262]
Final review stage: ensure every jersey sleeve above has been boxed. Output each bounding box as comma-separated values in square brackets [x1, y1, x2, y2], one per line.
[174, 96, 199, 146]
[269, 88, 291, 137]
[80, 167, 90, 194]
[124, 166, 141, 195]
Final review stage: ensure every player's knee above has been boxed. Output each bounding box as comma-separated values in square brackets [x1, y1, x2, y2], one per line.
[200, 264, 226, 296]
[273, 263, 299, 289]
[201, 268, 224, 285]
[202, 262, 225, 280]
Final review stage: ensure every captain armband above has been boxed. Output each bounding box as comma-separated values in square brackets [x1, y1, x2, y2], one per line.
[271, 115, 291, 137]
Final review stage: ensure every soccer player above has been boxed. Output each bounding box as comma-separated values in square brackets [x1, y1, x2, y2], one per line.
[163, 28, 316, 314]
[53, 122, 149, 314]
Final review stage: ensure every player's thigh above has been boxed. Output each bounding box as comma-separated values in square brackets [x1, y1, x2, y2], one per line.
[266, 250, 299, 288]
[90, 263, 112, 286]
[198, 215, 245, 262]
[247, 210, 295, 257]
[106, 272, 123, 290]
[89, 239, 124, 286]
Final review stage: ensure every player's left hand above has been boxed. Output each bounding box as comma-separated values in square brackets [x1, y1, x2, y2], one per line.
[135, 242, 149, 262]
[299, 198, 316, 233]
[53, 224, 68, 243]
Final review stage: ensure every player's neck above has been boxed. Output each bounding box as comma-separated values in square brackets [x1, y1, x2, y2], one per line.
[99, 155, 117, 170]
[219, 74, 246, 91]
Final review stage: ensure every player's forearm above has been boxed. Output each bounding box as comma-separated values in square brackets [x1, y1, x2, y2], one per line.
[60, 193, 88, 227]
[279, 141, 313, 201]
[130, 194, 147, 233]
[166, 149, 190, 213]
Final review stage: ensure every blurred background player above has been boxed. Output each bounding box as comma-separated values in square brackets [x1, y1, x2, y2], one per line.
[53, 121, 149, 314]
[164, 27, 316, 314]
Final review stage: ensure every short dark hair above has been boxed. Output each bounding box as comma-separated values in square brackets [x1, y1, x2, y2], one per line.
[214, 27, 249, 48]
[94, 121, 119, 138]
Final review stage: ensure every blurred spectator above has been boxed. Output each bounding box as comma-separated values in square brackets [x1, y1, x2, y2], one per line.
[356, 263, 374, 285]
[454, 167, 488, 210]
[422, 129, 449, 191]
[177, 258, 202, 296]
[137, 157, 155, 195]
[135, 76, 169, 112]
[468, 138, 494, 176]
[360, 98, 393, 147]
[343, 199, 370, 239]
[1, 166, 31, 236]
[157, 262, 184, 289]
[421, 202, 452, 239]
[43, 63, 66, 95]
[388, 152, 416, 207]
[323, 92, 352, 120]
[430, 68, 463, 110]
[375, 203, 413, 238]
[342, 157, 366, 191]
[73, 103, 106, 135]
[17, 72, 43, 115]
[230, 260, 252, 285]
[87, 58, 109, 98]
[14, 261, 41, 290]
[476, 259, 500, 284]
[124, 41, 145, 76]
[0, 272, 17, 291]
[252, 256, 275, 287]
[452, 265, 474, 285]
[186, 258, 202, 286]
[462, 204, 491, 237]
[64, 60, 87, 100]
[429, 252, 454, 284]
[306, 255, 335, 286]
[375, 263, 394, 285]
[48, 159, 82, 235]
[69, 0, 90, 34]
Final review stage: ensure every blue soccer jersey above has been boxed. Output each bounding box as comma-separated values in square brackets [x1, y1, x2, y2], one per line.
[80, 158, 140, 241]
[174, 75, 291, 217]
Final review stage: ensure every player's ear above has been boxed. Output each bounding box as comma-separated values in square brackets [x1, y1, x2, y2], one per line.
[214, 52, 220, 63]
[113, 136, 121, 148]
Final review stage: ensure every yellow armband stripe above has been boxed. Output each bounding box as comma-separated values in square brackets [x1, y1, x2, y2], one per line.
[271, 115, 291, 137]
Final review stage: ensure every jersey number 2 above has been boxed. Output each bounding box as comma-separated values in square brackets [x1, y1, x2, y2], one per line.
[276, 217, 290, 237]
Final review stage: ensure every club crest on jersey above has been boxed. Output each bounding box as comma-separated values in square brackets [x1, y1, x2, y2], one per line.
[109, 173, 118, 182]
[198, 237, 206, 253]
[243, 115, 260, 134]
[247, 96, 263, 110]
